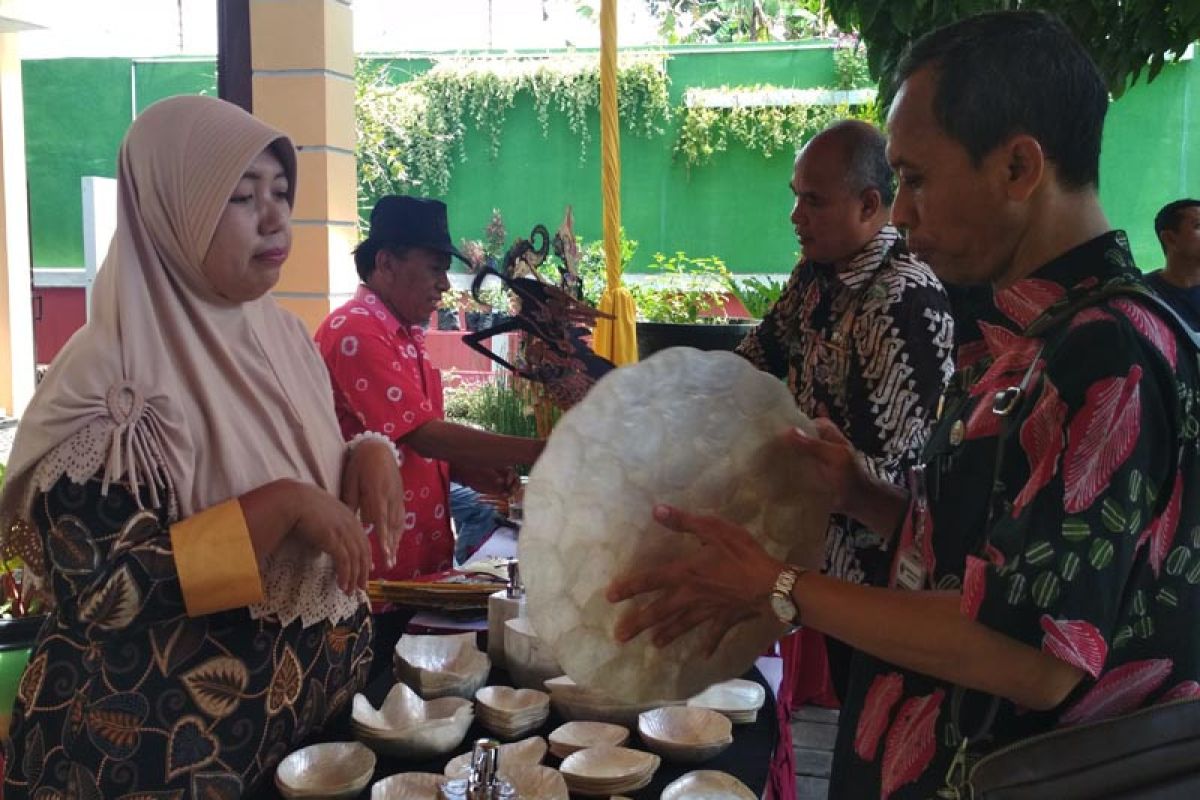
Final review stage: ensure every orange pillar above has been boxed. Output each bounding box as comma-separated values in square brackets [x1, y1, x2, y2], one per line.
[249, 0, 357, 331]
[0, 24, 35, 415]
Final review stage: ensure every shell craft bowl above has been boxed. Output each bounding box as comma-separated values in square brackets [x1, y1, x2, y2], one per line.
[369, 772, 445, 800]
[637, 706, 733, 763]
[543, 674, 681, 727]
[558, 746, 661, 797]
[474, 685, 551, 739]
[660, 769, 757, 799]
[503, 617, 563, 691]
[274, 741, 375, 799]
[501, 764, 569, 800]
[547, 720, 630, 759]
[686, 678, 766, 724]
[443, 735, 547, 778]
[352, 682, 474, 760]
[393, 632, 490, 699]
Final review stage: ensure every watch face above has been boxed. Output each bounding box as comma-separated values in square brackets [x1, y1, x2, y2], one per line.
[770, 592, 797, 624]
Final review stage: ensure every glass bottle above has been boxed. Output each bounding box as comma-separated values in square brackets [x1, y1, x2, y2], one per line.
[440, 738, 519, 799]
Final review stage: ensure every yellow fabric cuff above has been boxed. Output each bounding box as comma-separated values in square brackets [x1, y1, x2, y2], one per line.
[170, 499, 264, 617]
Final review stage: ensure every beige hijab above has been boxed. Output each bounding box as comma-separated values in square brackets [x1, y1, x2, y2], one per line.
[0, 95, 361, 627]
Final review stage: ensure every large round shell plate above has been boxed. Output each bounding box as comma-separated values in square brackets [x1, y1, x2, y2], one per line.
[520, 348, 829, 702]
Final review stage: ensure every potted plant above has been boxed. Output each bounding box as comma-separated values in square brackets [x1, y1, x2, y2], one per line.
[477, 283, 513, 329]
[627, 251, 757, 360]
[436, 288, 463, 331]
[464, 294, 493, 332]
[0, 466, 48, 741]
[725, 274, 787, 321]
[578, 234, 757, 359]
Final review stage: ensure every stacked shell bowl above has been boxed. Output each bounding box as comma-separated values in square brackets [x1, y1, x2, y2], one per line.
[444, 737, 565, 800]
[637, 706, 733, 763]
[557, 745, 660, 797]
[351, 682, 474, 759]
[393, 632, 490, 700]
[547, 720, 630, 759]
[474, 686, 551, 739]
[443, 735, 547, 778]
[687, 678, 767, 724]
[543, 674, 681, 727]
[497, 764, 569, 800]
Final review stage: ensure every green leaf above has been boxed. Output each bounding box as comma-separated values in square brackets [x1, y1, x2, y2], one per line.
[856, 0, 885, 30]
[889, 4, 915, 36]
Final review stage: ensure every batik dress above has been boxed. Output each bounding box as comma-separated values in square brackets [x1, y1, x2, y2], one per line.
[3, 476, 372, 798]
[830, 232, 1200, 799]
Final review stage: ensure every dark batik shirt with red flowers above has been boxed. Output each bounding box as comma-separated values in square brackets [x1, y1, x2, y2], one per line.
[831, 232, 1200, 800]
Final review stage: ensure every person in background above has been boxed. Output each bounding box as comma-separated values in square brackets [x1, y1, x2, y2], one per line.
[735, 119, 954, 799]
[315, 195, 543, 678]
[609, 11, 1200, 799]
[1146, 198, 1200, 329]
[450, 480, 506, 565]
[0, 95, 401, 796]
[738, 120, 955, 590]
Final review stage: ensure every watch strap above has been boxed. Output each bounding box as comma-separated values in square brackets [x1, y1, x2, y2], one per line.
[771, 565, 808, 626]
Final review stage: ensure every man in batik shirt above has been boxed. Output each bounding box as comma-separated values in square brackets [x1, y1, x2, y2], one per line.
[607, 11, 1200, 800]
[737, 120, 954, 587]
[736, 120, 953, 800]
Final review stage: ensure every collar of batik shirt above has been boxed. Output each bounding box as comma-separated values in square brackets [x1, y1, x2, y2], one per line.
[832, 224, 905, 291]
[353, 283, 428, 340]
[991, 230, 1139, 331]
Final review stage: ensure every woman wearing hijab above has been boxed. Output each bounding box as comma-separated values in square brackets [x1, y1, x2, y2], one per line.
[0, 95, 403, 796]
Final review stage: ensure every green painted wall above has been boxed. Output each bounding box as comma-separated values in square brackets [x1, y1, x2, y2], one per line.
[1100, 59, 1200, 270]
[364, 46, 1200, 275]
[370, 43, 839, 275]
[20, 47, 1199, 276]
[23, 58, 216, 269]
[24, 58, 130, 268]
[134, 59, 218, 113]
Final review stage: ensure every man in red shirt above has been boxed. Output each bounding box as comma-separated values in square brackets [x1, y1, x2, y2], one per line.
[315, 196, 544, 668]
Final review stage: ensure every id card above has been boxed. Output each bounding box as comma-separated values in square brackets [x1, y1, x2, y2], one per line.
[895, 547, 927, 591]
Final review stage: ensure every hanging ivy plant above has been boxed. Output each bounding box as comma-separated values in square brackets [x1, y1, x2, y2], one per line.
[355, 53, 671, 200]
[833, 43, 873, 90]
[356, 66, 433, 216]
[675, 93, 879, 169]
[673, 46, 876, 170]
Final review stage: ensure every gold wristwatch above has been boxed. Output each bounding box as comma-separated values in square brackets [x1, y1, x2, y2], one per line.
[769, 565, 807, 628]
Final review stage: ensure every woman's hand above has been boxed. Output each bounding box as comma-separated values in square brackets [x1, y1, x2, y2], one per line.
[342, 439, 405, 570]
[291, 482, 374, 594]
[606, 504, 786, 655]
